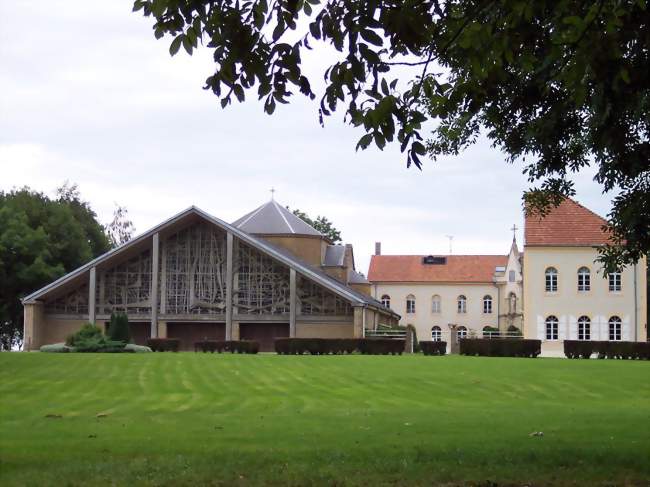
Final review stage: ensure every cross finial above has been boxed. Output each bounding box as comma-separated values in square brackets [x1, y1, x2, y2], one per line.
[270, 187, 275, 201]
[511, 224, 518, 241]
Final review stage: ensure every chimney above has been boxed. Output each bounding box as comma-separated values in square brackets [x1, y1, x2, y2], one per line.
[375, 242, 381, 256]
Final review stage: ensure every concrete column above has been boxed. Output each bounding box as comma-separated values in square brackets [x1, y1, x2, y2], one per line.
[88, 266, 96, 324]
[289, 268, 297, 337]
[160, 239, 167, 314]
[231, 321, 240, 340]
[225, 232, 234, 340]
[23, 302, 44, 351]
[353, 307, 364, 338]
[158, 321, 167, 339]
[150, 233, 159, 338]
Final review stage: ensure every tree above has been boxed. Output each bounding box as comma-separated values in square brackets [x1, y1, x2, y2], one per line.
[134, 0, 649, 271]
[105, 204, 136, 248]
[0, 187, 109, 350]
[289, 208, 342, 243]
[107, 312, 132, 344]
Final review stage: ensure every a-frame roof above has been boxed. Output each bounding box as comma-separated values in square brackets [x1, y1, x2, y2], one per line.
[232, 200, 323, 237]
[22, 206, 397, 318]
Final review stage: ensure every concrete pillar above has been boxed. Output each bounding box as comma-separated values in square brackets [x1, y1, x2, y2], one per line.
[231, 321, 240, 341]
[88, 267, 96, 324]
[158, 321, 167, 339]
[150, 233, 159, 338]
[448, 324, 459, 354]
[225, 233, 234, 340]
[353, 307, 364, 338]
[289, 268, 297, 337]
[23, 302, 43, 351]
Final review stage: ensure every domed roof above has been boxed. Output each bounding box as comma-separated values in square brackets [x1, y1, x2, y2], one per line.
[232, 200, 323, 237]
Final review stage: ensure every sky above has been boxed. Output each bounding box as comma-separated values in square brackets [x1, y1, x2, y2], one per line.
[0, 0, 613, 274]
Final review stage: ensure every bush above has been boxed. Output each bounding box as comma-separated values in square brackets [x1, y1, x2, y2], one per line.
[40, 343, 74, 353]
[507, 325, 523, 336]
[64, 324, 129, 352]
[147, 338, 180, 352]
[195, 340, 259, 354]
[65, 323, 103, 347]
[274, 338, 405, 355]
[107, 312, 131, 343]
[564, 340, 595, 359]
[563, 341, 650, 360]
[460, 338, 540, 358]
[420, 341, 447, 356]
[358, 338, 405, 355]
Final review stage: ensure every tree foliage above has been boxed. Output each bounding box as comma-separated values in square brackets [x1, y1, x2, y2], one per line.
[290, 207, 342, 243]
[105, 204, 136, 248]
[107, 312, 132, 343]
[0, 187, 111, 350]
[134, 0, 650, 270]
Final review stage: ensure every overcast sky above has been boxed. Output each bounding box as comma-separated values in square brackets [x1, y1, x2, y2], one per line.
[0, 1, 613, 273]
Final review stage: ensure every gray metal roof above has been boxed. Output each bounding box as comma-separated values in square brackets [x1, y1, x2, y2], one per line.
[22, 206, 398, 319]
[232, 200, 323, 237]
[323, 245, 346, 266]
[348, 269, 369, 284]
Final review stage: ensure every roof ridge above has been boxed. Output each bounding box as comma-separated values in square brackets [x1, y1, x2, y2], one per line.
[272, 200, 296, 234]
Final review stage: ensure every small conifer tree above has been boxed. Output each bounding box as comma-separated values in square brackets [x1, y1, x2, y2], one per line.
[107, 312, 131, 344]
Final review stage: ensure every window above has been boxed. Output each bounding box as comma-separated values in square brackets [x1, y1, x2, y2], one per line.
[457, 326, 468, 339]
[577, 316, 591, 340]
[608, 272, 622, 292]
[482, 295, 492, 314]
[431, 295, 441, 313]
[431, 326, 442, 342]
[381, 294, 390, 308]
[482, 326, 497, 338]
[609, 316, 622, 341]
[545, 315, 559, 340]
[577, 267, 590, 292]
[545, 267, 558, 292]
[406, 294, 416, 314]
[457, 295, 467, 314]
[509, 270, 516, 282]
[508, 292, 517, 314]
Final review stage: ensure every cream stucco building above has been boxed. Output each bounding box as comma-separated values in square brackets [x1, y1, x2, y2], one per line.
[368, 198, 647, 350]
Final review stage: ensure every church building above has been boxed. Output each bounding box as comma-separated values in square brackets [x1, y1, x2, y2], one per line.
[22, 200, 399, 351]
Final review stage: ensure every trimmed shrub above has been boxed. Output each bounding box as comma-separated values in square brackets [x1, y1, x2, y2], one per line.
[274, 338, 405, 355]
[420, 341, 447, 356]
[65, 323, 103, 347]
[107, 312, 131, 343]
[195, 340, 259, 354]
[563, 341, 649, 360]
[64, 323, 128, 352]
[147, 338, 180, 352]
[358, 338, 405, 355]
[459, 338, 541, 358]
[564, 340, 595, 359]
[40, 343, 74, 353]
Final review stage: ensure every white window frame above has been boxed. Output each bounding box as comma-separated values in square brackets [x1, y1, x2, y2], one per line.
[609, 316, 622, 341]
[545, 316, 559, 340]
[457, 295, 467, 314]
[381, 294, 390, 308]
[577, 316, 590, 340]
[482, 295, 492, 314]
[608, 272, 622, 292]
[431, 326, 442, 342]
[406, 295, 416, 314]
[577, 267, 590, 292]
[545, 267, 558, 292]
[508, 270, 516, 282]
[457, 326, 468, 339]
[431, 295, 441, 314]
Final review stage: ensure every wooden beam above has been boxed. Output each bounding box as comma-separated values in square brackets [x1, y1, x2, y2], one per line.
[88, 266, 96, 324]
[150, 232, 159, 338]
[225, 232, 234, 340]
[290, 268, 297, 337]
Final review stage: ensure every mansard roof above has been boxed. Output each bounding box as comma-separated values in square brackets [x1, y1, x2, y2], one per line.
[232, 200, 323, 237]
[525, 197, 611, 247]
[368, 255, 508, 283]
[22, 206, 398, 318]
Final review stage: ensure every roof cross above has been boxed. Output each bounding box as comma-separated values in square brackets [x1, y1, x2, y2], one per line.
[511, 224, 518, 241]
[270, 187, 275, 201]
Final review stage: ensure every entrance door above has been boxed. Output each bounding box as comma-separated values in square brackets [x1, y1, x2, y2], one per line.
[239, 323, 290, 352]
[167, 322, 226, 351]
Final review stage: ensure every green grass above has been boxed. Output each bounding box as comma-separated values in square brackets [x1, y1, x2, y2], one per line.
[1, 353, 649, 486]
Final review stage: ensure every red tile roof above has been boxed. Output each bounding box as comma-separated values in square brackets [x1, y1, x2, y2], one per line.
[525, 198, 611, 246]
[368, 255, 507, 283]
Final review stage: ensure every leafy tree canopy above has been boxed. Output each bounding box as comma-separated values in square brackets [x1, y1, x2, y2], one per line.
[134, 0, 649, 270]
[289, 207, 342, 243]
[0, 186, 111, 349]
[105, 204, 136, 248]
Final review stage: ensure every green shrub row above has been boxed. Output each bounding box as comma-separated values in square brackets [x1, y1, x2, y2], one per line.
[564, 340, 650, 359]
[274, 338, 405, 355]
[147, 338, 180, 352]
[420, 341, 447, 356]
[194, 340, 259, 354]
[460, 338, 541, 358]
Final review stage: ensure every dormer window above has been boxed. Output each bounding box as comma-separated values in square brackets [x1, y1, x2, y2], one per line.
[423, 256, 446, 265]
[509, 270, 515, 282]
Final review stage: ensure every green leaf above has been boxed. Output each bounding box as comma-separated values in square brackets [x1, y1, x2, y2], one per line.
[169, 35, 182, 56]
[356, 133, 373, 150]
[360, 29, 383, 47]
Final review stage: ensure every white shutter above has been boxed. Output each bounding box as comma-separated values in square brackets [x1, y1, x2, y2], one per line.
[569, 316, 577, 340]
[599, 317, 608, 341]
[558, 315, 566, 341]
[537, 316, 545, 340]
[622, 315, 631, 341]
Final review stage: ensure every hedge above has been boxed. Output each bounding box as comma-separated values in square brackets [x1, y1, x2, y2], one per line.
[420, 341, 447, 356]
[565, 340, 650, 360]
[274, 338, 405, 355]
[460, 338, 541, 358]
[147, 338, 180, 352]
[194, 340, 259, 354]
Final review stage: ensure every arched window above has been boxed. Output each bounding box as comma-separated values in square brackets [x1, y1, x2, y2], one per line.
[457, 295, 467, 314]
[577, 267, 590, 292]
[508, 292, 517, 314]
[482, 326, 497, 338]
[482, 295, 493, 314]
[381, 294, 390, 308]
[431, 295, 441, 313]
[608, 272, 622, 292]
[509, 270, 516, 282]
[577, 316, 591, 340]
[545, 315, 559, 340]
[545, 267, 558, 292]
[609, 316, 622, 341]
[457, 326, 468, 339]
[406, 294, 416, 314]
[431, 326, 442, 342]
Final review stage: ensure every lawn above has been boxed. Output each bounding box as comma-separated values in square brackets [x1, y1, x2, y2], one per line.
[0, 353, 648, 486]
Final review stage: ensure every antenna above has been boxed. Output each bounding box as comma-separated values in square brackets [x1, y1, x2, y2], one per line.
[445, 235, 454, 255]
